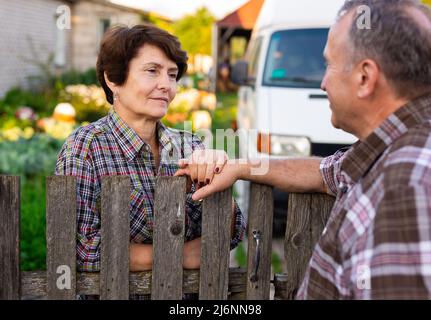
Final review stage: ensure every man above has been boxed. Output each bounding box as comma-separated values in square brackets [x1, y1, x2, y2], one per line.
[176, 0, 431, 299]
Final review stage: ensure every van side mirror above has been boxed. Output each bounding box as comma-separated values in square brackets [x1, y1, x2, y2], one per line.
[231, 60, 250, 86]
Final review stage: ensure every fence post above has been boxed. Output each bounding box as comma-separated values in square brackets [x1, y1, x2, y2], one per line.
[100, 176, 130, 300]
[0, 176, 20, 300]
[246, 183, 273, 299]
[199, 188, 233, 300]
[46, 176, 77, 299]
[283, 193, 334, 299]
[152, 176, 187, 300]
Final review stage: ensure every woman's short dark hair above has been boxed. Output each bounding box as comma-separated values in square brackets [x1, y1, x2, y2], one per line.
[96, 24, 188, 104]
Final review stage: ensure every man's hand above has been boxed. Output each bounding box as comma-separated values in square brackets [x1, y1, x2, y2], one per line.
[175, 149, 228, 190]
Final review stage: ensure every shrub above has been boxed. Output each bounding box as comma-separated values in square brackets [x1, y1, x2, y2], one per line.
[59, 84, 110, 122]
[59, 68, 98, 86]
[0, 134, 64, 270]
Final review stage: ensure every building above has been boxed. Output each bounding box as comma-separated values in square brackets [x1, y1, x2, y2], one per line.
[211, 0, 264, 92]
[0, 0, 169, 97]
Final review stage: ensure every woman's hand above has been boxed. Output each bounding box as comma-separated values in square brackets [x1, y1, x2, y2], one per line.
[175, 149, 228, 189]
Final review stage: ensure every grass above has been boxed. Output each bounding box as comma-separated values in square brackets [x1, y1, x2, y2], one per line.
[20, 175, 47, 270]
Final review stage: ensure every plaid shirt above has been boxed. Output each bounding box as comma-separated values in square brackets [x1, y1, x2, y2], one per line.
[297, 93, 431, 299]
[55, 108, 245, 272]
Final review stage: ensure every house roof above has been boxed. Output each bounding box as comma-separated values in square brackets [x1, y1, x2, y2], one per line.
[66, 0, 171, 22]
[217, 0, 264, 29]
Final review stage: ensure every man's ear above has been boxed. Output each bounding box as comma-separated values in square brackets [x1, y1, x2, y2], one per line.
[104, 72, 117, 92]
[356, 59, 379, 99]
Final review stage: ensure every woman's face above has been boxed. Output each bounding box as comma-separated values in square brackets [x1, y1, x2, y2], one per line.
[114, 44, 179, 121]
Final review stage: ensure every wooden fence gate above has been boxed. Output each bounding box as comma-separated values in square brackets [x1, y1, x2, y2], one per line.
[0, 175, 334, 300]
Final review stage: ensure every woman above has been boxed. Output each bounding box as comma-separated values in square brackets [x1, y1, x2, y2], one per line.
[55, 24, 245, 277]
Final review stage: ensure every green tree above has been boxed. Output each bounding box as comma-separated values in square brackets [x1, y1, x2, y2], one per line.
[173, 7, 215, 64]
[141, 12, 174, 34]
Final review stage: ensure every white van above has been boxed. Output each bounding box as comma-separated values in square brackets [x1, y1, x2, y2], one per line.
[231, 0, 356, 234]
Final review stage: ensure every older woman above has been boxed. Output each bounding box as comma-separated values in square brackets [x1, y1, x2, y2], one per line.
[55, 24, 245, 275]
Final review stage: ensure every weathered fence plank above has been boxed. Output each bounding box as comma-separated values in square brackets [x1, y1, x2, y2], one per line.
[46, 176, 76, 300]
[100, 176, 130, 300]
[21, 269, 247, 297]
[6, 174, 336, 301]
[0, 176, 20, 300]
[152, 176, 187, 299]
[283, 193, 334, 299]
[246, 184, 273, 299]
[199, 188, 233, 300]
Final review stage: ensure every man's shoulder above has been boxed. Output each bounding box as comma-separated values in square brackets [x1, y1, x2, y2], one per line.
[382, 123, 431, 186]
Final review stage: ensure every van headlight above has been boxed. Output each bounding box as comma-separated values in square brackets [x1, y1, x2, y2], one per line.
[258, 133, 311, 156]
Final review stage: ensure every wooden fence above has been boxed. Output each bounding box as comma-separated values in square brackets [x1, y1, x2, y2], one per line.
[0, 175, 334, 300]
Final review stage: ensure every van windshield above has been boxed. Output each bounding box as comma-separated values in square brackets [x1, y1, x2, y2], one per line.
[263, 28, 328, 88]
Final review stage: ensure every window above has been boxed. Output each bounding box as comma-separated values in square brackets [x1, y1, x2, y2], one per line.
[247, 36, 263, 83]
[98, 18, 111, 43]
[263, 28, 329, 88]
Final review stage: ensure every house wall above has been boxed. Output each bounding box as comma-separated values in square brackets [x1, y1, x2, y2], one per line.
[0, 0, 72, 97]
[72, 1, 142, 72]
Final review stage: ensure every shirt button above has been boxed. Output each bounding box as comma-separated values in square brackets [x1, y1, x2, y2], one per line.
[338, 182, 348, 193]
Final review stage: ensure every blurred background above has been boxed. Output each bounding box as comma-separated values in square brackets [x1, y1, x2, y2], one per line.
[1, 0, 429, 284]
[0, 0, 265, 272]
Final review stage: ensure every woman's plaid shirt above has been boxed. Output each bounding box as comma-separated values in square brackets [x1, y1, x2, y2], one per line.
[55, 109, 245, 272]
[297, 93, 431, 299]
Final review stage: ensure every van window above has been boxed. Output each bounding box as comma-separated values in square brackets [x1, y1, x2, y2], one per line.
[263, 29, 328, 88]
[247, 36, 263, 82]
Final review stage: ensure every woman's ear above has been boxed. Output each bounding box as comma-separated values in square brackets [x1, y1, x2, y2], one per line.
[104, 72, 117, 93]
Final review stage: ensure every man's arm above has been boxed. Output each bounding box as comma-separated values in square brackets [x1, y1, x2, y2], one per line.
[238, 157, 326, 193]
[176, 157, 327, 201]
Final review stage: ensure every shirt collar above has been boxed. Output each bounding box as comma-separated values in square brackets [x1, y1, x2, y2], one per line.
[107, 108, 174, 161]
[341, 93, 431, 184]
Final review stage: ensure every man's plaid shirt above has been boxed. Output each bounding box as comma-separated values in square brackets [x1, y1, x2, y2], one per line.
[297, 93, 431, 299]
[55, 108, 245, 272]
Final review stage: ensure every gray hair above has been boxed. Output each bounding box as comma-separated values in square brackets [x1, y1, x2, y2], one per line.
[338, 0, 431, 99]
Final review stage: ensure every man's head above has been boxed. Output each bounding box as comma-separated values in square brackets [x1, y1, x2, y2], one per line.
[321, 0, 431, 140]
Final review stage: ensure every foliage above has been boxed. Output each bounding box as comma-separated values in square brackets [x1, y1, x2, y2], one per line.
[0, 87, 58, 117]
[0, 125, 34, 142]
[20, 175, 47, 270]
[59, 84, 110, 122]
[0, 134, 65, 270]
[141, 12, 174, 34]
[0, 134, 63, 176]
[173, 7, 215, 56]
[59, 68, 98, 86]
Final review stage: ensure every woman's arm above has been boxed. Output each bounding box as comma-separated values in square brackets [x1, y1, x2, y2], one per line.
[129, 238, 203, 271]
[129, 243, 153, 271]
